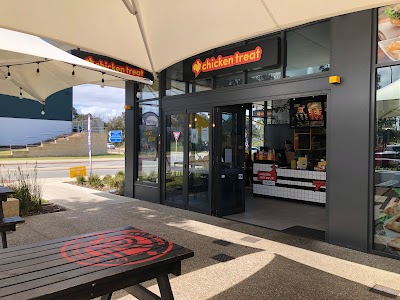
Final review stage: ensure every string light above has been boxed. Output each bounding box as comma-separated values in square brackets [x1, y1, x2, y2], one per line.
[6, 66, 11, 80]
[72, 65, 75, 79]
[41, 106, 45, 115]
[19, 87, 23, 99]
[101, 72, 105, 88]
[36, 63, 40, 77]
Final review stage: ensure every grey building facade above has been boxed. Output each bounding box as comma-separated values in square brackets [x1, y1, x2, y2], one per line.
[124, 6, 400, 259]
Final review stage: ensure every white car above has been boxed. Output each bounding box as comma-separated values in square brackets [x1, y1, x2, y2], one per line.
[107, 143, 115, 149]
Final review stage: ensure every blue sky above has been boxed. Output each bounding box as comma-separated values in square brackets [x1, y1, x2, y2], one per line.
[73, 84, 125, 121]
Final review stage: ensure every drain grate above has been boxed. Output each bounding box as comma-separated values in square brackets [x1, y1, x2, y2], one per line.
[370, 285, 400, 299]
[241, 236, 261, 243]
[212, 253, 235, 262]
[212, 239, 232, 246]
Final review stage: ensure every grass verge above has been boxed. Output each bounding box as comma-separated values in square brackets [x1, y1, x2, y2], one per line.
[0, 154, 124, 161]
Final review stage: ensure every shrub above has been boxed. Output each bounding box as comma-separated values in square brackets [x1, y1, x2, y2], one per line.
[117, 179, 125, 196]
[102, 174, 112, 186]
[88, 174, 104, 188]
[0, 163, 43, 216]
[76, 176, 86, 185]
[107, 176, 118, 188]
[115, 170, 124, 177]
[105, 172, 125, 196]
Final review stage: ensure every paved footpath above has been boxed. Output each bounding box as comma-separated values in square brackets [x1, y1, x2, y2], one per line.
[6, 177, 400, 299]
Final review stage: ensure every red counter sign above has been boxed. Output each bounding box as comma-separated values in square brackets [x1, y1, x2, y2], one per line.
[258, 165, 277, 185]
[312, 180, 326, 191]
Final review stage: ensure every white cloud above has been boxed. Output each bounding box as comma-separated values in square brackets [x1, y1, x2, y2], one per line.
[73, 84, 125, 120]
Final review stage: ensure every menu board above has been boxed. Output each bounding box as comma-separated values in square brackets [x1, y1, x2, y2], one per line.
[307, 102, 324, 127]
[378, 4, 400, 64]
[291, 100, 325, 128]
[294, 103, 310, 128]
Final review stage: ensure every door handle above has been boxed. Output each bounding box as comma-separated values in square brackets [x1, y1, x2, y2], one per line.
[221, 174, 226, 179]
[238, 174, 243, 180]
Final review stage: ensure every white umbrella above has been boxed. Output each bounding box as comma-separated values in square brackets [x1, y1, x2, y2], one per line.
[0, 0, 396, 74]
[0, 28, 152, 104]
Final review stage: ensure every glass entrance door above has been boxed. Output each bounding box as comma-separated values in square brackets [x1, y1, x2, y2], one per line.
[213, 105, 246, 216]
[165, 113, 186, 206]
[164, 111, 211, 213]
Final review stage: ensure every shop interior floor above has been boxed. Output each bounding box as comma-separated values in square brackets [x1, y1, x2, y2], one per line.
[225, 190, 326, 232]
[282, 226, 325, 241]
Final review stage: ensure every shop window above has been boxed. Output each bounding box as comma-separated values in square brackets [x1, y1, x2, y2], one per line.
[248, 68, 281, 84]
[374, 65, 400, 257]
[166, 62, 186, 96]
[251, 104, 265, 149]
[215, 73, 243, 89]
[285, 21, 330, 78]
[137, 100, 159, 183]
[137, 82, 159, 101]
[191, 78, 212, 92]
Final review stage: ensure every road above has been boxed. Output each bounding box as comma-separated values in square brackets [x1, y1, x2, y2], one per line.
[0, 159, 125, 178]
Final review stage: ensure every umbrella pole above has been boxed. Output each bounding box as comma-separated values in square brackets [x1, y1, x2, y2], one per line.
[88, 113, 92, 175]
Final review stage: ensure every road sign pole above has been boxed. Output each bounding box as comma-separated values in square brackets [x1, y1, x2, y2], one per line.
[175, 140, 177, 161]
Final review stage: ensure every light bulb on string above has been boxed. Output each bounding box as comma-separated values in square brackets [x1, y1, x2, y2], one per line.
[19, 87, 23, 99]
[6, 66, 11, 80]
[101, 73, 105, 88]
[72, 65, 75, 79]
[36, 63, 40, 77]
[41, 106, 45, 115]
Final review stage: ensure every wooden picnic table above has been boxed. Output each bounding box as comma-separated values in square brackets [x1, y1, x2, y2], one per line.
[0, 226, 194, 300]
[0, 186, 24, 248]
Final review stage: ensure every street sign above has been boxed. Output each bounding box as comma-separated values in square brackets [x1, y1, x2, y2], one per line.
[109, 130, 123, 143]
[173, 131, 180, 141]
[109, 137, 122, 143]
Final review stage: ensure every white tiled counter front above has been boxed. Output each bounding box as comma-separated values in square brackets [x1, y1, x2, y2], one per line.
[253, 162, 326, 204]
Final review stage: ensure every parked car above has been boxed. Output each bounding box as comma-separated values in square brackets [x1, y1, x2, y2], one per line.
[107, 143, 115, 149]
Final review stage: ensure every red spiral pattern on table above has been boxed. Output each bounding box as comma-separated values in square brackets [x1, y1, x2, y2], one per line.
[60, 229, 173, 267]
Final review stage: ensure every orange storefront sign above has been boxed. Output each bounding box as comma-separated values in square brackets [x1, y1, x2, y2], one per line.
[192, 46, 262, 78]
[84, 56, 145, 77]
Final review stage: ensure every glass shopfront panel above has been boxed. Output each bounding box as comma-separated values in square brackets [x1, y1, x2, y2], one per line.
[216, 73, 243, 88]
[188, 112, 210, 210]
[374, 65, 400, 257]
[165, 114, 185, 204]
[192, 78, 212, 92]
[166, 62, 186, 96]
[251, 103, 265, 149]
[137, 100, 159, 183]
[248, 68, 281, 83]
[286, 21, 330, 77]
[138, 84, 159, 101]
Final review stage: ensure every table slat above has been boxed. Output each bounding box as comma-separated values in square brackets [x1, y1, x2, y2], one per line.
[0, 247, 192, 299]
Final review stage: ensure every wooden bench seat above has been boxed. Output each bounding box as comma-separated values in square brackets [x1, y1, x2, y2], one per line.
[0, 216, 25, 248]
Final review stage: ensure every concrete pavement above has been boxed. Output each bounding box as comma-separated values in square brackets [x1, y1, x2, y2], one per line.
[6, 177, 400, 299]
